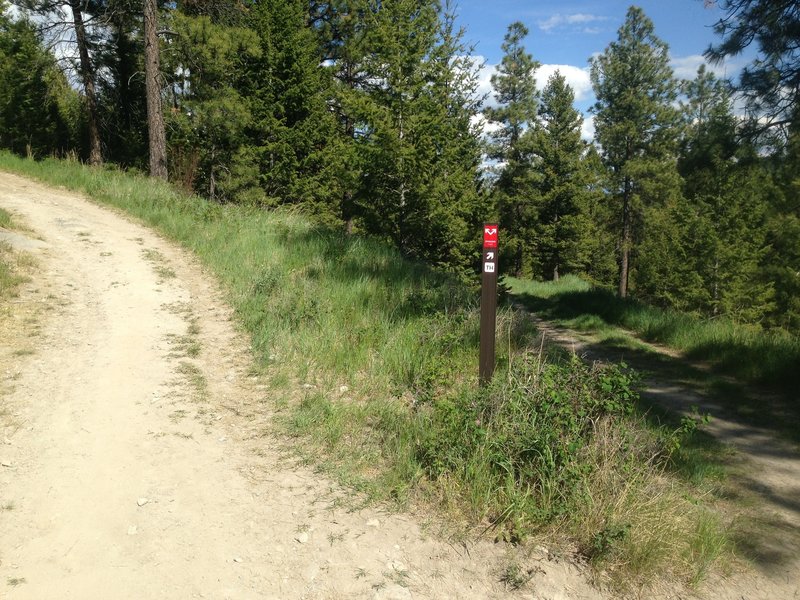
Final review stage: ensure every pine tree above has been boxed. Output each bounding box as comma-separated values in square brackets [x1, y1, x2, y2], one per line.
[484, 21, 540, 276]
[0, 11, 80, 156]
[706, 0, 800, 130]
[533, 71, 591, 281]
[313, 0, 372, 232]
[144, 0, 166, 179]
[235, 0, 344, 218]
[352, 0, 483, 274]
[678, 65, 775, 322]
[94, 4, 148, 168]
[164, 11, 259, 197]
[12, 0, 112, 164]
[590, 6, 682, 298]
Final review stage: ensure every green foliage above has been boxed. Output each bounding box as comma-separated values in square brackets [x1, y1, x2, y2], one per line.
[706, 0, 800, 128]
[0, 15, 81, 156]
[165, 12, 260, 198]
[235, 0, 345, 217]
[94, 5, 148, 168]
[590, 6, 682, 298]
[350, 0, 484, 275]
[673, 66, 776, 322]
[418, 355, 638, 528]
[485, 21, 540, 276]
[532, 72, 594, 281]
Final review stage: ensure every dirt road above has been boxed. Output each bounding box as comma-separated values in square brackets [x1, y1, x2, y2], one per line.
[0, 172, 604, 599]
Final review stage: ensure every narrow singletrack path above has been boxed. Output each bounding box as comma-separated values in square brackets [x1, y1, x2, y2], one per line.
[0, 172, 603, 600]
[529, 315, 800, 600]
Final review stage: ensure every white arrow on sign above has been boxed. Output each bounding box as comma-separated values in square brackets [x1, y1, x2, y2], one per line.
[486, 252, 495, 260]
[485, 227, 497, 235]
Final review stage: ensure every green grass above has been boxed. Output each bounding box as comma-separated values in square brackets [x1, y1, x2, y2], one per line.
[0, 153, 738, 592]
[508, 275, 800, 395]
[0, 207, 13, 229]
[0, 209, 31, 299]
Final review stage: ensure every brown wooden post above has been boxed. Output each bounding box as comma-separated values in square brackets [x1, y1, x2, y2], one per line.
[479, 224, 499, 385]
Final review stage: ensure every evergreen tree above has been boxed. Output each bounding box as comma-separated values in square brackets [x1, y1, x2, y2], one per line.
[590, 6, 682, 298]
[763, 124, 800, 330]
[235, 0, 344, 217]
[353, 0, 483, 274]
[533, 71, 591, 281]
[144, 0, 167, 179]
[706, 0, 800, 130]
[417, 2, 485, 273]
[165, 11, 259, 197]
[484, 21, 540, 275]
[678, 65, 775, 321]
[313, 0, 373, 232]
[94, 2, 148, 168]
[581, 145, 619, 285]
[0, 10, 80, 156]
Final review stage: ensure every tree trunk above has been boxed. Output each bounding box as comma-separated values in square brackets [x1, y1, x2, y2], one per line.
[70, 1, 102, 166]
[619, 177, 632, 298]
[144, 0, 167, 179]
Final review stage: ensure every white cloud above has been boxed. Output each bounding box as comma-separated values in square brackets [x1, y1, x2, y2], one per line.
[537, 64, 592, 102]
[670, 54, 730, 80]
[538, 13, 609, 34]
[475, 60, 592, 108]
[581, 115, 596, 141]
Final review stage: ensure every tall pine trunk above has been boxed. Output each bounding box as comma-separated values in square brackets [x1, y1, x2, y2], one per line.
[70, 1, 101, 165]
[144, 0, 167, 179]
[619, 176, 632, 298]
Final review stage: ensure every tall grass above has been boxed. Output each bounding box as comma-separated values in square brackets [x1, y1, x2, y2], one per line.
[0, 154, 736, 591]
[0, 206, 13, 229]
[508, 275, 800, 393]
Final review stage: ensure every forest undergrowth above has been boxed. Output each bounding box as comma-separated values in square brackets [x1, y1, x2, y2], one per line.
[0, 154, 740, 593]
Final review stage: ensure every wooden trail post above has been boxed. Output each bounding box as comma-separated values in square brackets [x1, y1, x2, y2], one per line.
[479, 223, 498, 385]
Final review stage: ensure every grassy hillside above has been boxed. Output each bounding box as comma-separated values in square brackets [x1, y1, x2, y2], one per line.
[0, 154, 736, 592]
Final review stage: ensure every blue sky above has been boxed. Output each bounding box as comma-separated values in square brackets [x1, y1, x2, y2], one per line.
[453, 1, 753, 136]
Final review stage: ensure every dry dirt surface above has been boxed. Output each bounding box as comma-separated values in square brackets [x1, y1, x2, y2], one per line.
[0, 172, 607, 600]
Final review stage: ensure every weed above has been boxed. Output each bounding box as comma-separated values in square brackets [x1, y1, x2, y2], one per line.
[0, 241, 30, 298]
[169, 409, 188, 422]
[141, 248, 176, 280]
[176, 361, 207, 400]
[0, 207, 13, 229]
[7, 577, 26, 587]
[500, 562, 536, 591]
[327, 531, 345, 546]
[386, 567, 410, 587]
[2, 501, 15, 511]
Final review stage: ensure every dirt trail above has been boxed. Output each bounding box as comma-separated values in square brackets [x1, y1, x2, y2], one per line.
[0, 172, 605, 600]
[531, 316, 800, 599]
